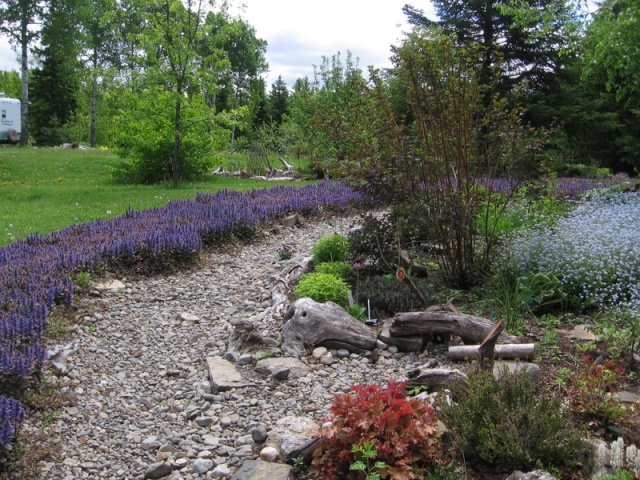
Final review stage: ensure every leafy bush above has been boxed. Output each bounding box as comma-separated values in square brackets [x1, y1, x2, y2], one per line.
[312, 234, 349, 264]
[348, 214, 398, 271]
[311, 380, 446, 479]
[590, 309, 640, 368]
[314, 261, 353, 281]
[558, 355, 630, 430]
[113, 91, 221, 184]
[441, 369, 586, 473]
[294, 273, 350, 305]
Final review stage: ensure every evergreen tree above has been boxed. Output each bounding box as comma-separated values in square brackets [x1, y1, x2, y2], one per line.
[403, 0, 582, 92]
[267, 75, 289, 126]
[0, 0, 45, 144]
[29, 0, 82, 145]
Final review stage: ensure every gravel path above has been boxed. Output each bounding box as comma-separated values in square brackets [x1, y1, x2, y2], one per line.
[33, 213, 431, 480]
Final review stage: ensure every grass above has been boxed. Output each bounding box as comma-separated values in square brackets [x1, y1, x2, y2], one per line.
[0, 147, 315, 246]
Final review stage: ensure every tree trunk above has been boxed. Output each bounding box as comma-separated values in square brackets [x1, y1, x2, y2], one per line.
[20, 32, 29, 145]
[90, 54, 98, 148]
[172, 94, 182, 187]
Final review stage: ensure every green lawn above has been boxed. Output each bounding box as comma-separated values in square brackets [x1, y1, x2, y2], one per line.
[0, 147, 313, 246]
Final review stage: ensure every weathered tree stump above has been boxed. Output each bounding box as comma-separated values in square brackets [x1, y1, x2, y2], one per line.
[282, 298, 377, 356]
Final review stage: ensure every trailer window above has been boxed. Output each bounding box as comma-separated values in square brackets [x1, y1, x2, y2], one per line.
[1, 110, 5, 119]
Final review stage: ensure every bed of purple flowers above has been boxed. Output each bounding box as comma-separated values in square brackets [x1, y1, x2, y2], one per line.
[0, 182, 364, 454]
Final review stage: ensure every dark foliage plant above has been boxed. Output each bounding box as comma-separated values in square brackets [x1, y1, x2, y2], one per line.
[354, 275, 429, 318]
[0, 182, 362, 453]
[441, 369, 587, 474]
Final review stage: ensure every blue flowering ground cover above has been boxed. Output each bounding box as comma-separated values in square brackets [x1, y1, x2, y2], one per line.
[0, 182, 363, 452]
[502, 191, 640, 315]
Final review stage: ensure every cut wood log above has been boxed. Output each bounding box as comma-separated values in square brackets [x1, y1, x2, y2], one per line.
[448, 344, 536, 362]
[389, 308, 519, 345]
[282, 298, 377, 356]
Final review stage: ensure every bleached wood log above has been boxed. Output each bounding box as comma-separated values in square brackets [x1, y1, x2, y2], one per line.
[448, 344, 536, 362]
[279, 156, 294, 171]
[282, 298, 377, 356]
[389, 308, 519, 345]
[272, 257, 311, 319]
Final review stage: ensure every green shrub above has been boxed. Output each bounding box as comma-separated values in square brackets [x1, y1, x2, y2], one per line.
[348, 214, 398, 270]
[312, 234, 349, 264]
[441, 369, 586, 474]
[294, 273, 350, 305]
[314, 261, 353, 281]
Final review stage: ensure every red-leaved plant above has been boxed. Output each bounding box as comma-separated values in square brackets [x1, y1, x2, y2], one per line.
[310, 380, 446, 480]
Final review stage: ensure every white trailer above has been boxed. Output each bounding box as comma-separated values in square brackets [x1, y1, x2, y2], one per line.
[0, 93, 21, 144]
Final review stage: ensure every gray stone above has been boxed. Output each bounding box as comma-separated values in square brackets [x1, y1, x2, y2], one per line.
[223, 351, 239, 362]
[506, 471, 558, 480]
[238, 354, 254, 366]
[232, 460, 292, 480]
[251, 425, 268, 443]
[144, 462, 173, 479]
[311, 347, 328, 358]
[255, 357, 310, 379]
[266, 416, 319, 457]
[207, 356, 255, 392]
[195, 416, 214, 427]
[272, 368, 290, 381]
[141, 436, 160, 451]
[212, 464, 232, 479]
[193, 458, 214, 474]
[493, 361, 541, 384]
[335, 349, 350, 359]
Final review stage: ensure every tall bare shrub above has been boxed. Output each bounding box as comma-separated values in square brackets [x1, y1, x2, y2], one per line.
[339, 29, 546, 288]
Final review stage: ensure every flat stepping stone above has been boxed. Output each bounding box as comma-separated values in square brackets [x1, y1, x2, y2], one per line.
[232, 459, 292, 480]
[207, 357, 255, 392]
[616, 391, 639, 404]
[556, 324, 596, 341]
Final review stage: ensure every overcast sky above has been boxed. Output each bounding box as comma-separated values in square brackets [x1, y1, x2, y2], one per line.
[0, 1, 437, 89]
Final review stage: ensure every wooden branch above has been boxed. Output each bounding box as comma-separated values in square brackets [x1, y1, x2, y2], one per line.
[395, 267, 428, 308]
[279, 157, 294, 171]
[448, 344, 536, 362]
[389, 308, 519, 345]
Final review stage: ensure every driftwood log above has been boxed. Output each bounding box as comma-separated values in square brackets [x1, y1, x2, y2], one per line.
[389, 307, 519, 345]
[282, 298, 377, 356]
[407, 367, 469, 392]
[272, 258, 311, 319]
[448, 344, 536, 362]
